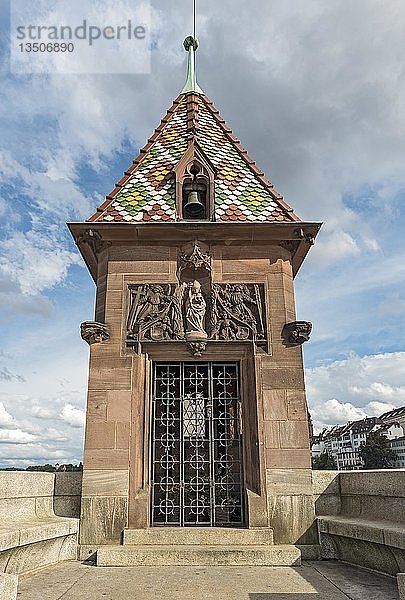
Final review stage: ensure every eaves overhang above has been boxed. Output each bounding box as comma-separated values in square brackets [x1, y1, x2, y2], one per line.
[68, 220, 322, 282]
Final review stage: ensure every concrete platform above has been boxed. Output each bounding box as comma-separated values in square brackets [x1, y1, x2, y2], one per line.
[97, 544, 300, 567]
[16, 560, 399, 599]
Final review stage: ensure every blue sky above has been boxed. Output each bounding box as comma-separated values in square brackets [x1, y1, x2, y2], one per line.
[1, 0, 405, 466]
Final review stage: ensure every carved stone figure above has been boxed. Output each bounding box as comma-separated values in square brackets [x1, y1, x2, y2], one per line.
[184, 280, 207, 340]
[187, 342, 207, 357]
[81, 321, 110, 345]
[210, 312, 238, 340]
[77, 229, 111, 255]
[177, 241, 211, 282]
[210, 284, 266, 342]
[283, 321, 312, 345]
[127, 284, 184, 342]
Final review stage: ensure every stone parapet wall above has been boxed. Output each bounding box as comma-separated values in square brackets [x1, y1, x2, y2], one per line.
[0, 471, 82, 520]
[53, 472, 83, 518]
[339, 470, 405, 521]
[313, 470, 405, 576]
[312, 469, 405, 521]
[0, 471, 82, 575]
[312, 470, 341, 516]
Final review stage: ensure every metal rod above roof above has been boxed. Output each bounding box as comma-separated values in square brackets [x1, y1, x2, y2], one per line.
[181, 36, 203, 94]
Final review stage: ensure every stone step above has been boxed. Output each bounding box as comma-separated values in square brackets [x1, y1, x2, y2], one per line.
[97, 544, 301, 567]
[123, 527, 274, 546]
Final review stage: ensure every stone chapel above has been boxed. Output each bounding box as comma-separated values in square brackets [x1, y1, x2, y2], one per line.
[69, 36, 321, 565]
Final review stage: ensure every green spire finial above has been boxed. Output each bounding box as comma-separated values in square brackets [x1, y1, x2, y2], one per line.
[181, 36, 203, 94]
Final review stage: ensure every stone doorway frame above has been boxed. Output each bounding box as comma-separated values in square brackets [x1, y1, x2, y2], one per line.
[127, 343, 269, 530]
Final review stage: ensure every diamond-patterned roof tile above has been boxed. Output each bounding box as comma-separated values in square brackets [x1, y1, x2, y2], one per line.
[88, 92, 301, 223]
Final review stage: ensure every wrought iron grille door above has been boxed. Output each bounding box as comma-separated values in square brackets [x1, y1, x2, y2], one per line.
[151, 362, 244, 527]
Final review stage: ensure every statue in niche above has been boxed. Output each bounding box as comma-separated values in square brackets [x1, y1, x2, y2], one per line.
[210, 284, 266, 342]
[127, 284, 184, 342]
[184, 280, 208, 341]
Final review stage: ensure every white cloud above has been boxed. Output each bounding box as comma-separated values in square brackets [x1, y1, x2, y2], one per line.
[307, 352, 405, 432]
[0, 149, 92, 221]
[350, 381, 405, 402]
[30, 405, 55, 420]
[365, 401, 396, 416]
[0, 403, 15, 428]
[0, 403, 39, 445]
[60, 404, 86, 429]
[0, 429, 37, 445]
[310, 229, 360, 265]
[0, 366, 25, 383]
[313, 399, 366, 428]
[0, 229, 81, 296]
[364, 238, 380, 252]
[0, 444, 72, 464]
[0, 330, 88, 467]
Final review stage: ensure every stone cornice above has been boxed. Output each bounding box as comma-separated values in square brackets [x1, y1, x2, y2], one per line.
[68, 221, 321, 282]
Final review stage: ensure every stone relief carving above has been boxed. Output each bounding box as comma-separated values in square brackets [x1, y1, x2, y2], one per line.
[283, 321, 312, 345]
[127, 284, 184, 342]
[210, 284, 266, 343]
[81, 321, 110, 345]
[177, 241, 212, 282]
[187, 342, 207, 357]
[126, 281, 267, 351]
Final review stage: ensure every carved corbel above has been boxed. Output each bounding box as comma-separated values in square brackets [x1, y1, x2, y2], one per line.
[293, 228, 315, 246]
[77, 229, 111, 256]
[187, 342, 207, 357]
[283, 321, 312, 345]
[280, 240, 300, 254]
[81, 321, 110, 345]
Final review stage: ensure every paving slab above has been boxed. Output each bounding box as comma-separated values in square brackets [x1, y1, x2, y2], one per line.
[16, 560, 399, 600]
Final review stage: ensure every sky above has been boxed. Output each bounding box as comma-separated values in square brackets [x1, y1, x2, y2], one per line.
[0, 0, 405, 467]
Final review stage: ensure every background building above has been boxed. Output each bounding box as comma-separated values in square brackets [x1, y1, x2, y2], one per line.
[311, 408, 405, 470]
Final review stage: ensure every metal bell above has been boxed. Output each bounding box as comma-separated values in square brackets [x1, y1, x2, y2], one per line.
[184, 190, 205, 219]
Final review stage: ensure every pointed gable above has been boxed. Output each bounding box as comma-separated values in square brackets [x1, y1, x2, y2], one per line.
[88, 92, 301, 224]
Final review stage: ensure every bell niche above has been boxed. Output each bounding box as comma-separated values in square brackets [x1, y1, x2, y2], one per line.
[174, 144, 216, 221]
[183, 164, 208, 219]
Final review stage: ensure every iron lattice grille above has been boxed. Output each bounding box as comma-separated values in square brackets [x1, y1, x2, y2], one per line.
[151, 362, 244, 527]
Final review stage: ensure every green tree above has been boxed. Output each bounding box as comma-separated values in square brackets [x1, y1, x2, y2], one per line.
[312, 451, 336, 470]
[26, 464, 56, 472]
[359, 431, 396, 469]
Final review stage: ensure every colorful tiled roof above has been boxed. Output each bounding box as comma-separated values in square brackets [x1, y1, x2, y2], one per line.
[88, 92, 300, 223]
